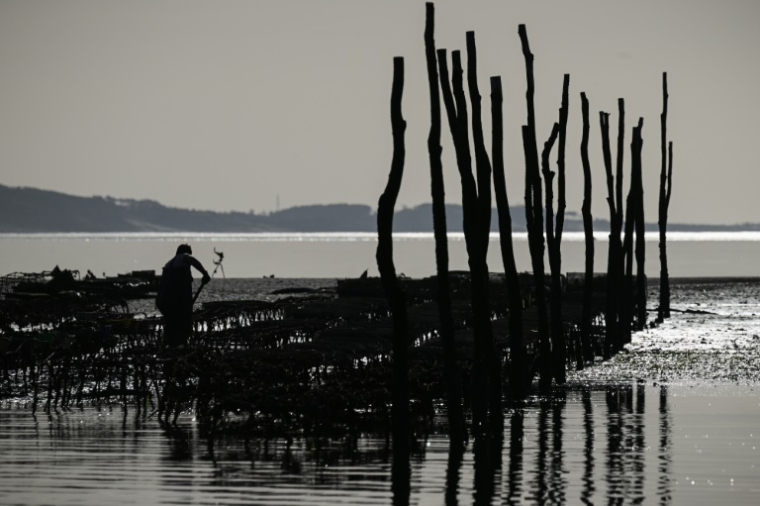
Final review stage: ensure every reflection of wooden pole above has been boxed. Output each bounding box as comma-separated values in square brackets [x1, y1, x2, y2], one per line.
[580, 93, 595, 362]
[658, 72, 671, 321]
[518, 24, 551, 393]
[376, 56, 410, 467]
[491, 76, 526, 399]
[424, 3, 465, 444]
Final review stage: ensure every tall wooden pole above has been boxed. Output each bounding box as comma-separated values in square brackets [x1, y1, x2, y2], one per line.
[518, 24, 551, 393]
[549, 75, 570, 378]
[466, 31, 500, 430]
[376, 56, 410, 467]
[658, 72, 671, 321]
[438, 48, 487, 433]
[600, 111, 617, 362]
[633, 118, 647, 331]
[424, 2, 465, 443]
[491, 76, 526, 399]
[580, 93, 595, 363]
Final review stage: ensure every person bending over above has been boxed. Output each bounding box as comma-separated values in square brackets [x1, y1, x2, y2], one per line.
[156, 244, 211, 348]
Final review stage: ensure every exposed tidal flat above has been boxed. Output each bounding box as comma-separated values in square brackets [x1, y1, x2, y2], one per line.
[1, 278, 759, 505]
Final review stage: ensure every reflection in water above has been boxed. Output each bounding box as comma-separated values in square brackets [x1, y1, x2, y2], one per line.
[659, 385, 672, 505]
[472, 414, 503, 506]
[606, 384, 626, 503]
[392, 445, 411, 506]
[0, 382, 689, 505]
[549, 393, 567, 505]
[580, 388, 595, 505]
[532, 399, 550, 504]
[505, 409, 524, 505]
[633, 379, 646, 504]
[445, 439, 464, 506]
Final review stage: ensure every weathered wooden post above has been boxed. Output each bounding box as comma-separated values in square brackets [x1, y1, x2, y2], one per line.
[424, 2, 465, 444]
[658, 72, 673, 321]
[466, 31, 501, 428]
[545, 75, 570, 379]
[518, 24, 552, 392]
[376, 56, 410, 467]
[540, 122, 560, 375]
[579, 93, 595, 363]
[600, 111, 618, 362]
[439, 41, 495, 433]
[613, 99, 626, 353]
[491, 75, 527, 399]
[633, 118, 647, 331]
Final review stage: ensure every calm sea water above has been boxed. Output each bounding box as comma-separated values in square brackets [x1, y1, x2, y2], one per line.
[2, 231, 760, 278]
[2, 383, 758, 506]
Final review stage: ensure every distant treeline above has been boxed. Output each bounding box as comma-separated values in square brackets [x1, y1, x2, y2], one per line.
[0, 184, 756, 233]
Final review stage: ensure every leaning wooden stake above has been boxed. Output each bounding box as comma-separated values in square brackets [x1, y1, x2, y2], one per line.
[518, 24, 552, 392]
[491, 76, 526, 399]
[658, 72, 672, 321]
[579, 93, 595, 363]
[376, 57, 410, 465]
[424, 2, 465, 443]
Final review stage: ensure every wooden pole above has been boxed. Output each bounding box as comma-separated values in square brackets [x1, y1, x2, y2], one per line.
[600, 111, 617, 362]
[518, 24, 551, 393]
[438, 48, 486, 433]
[580, 93, 595, 363]
[491, 76, 526, 399]
[614, 99, 626, 352]
[466, 31, 500, 430]
[376, 56, 410, 466]
[550, 75, 570, 379]
[424, 3, 465, 444]
[658, 72, 671, 321]
[633, 118, 647, 331]
[540, 122, 561, 378]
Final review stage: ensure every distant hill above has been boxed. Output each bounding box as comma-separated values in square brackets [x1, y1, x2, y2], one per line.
[1, 184, 758, 233]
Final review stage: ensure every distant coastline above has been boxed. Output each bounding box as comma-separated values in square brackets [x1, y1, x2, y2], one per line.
[3, 184, 759, 234]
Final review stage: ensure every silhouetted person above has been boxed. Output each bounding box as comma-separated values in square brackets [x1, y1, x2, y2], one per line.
[156, 244, 211, 348]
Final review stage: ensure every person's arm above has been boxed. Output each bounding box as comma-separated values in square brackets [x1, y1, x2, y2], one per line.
[187, 255, 212, 284]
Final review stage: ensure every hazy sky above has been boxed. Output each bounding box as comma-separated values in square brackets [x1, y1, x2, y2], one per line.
[1, 0, 759, 224]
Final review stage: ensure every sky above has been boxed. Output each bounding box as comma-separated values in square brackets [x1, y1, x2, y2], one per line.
[1, 0, 759, 225]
